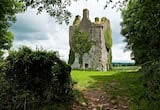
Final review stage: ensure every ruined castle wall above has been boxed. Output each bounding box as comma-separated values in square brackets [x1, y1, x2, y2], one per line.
[79, 9, 91, 32]
[71, 53, 80, 69]
[101, 26, 108, 71]
[81, 25, 108, 71]
[89, 25, 103, 70]
[69, 26, 73, 48]
[69, 23, 109, 70]
[69, 9, 111, 71]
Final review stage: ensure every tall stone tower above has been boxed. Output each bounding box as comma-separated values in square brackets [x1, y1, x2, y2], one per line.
[68, 9, 112, 71]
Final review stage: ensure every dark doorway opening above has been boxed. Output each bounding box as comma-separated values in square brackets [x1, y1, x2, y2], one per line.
[85, 63, 89, 69]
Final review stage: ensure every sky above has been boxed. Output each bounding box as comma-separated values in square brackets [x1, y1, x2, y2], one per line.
[11, 0, 134, 63]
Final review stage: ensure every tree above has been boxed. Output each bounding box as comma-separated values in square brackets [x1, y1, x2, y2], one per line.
[105, 0, 129, 10]
[121, 0, 160, 64]
[121, 1, 160, 108]
[71, 28, 91, 67]
[0, 32, 14, 61]
[0, 0, 23, 60]
[0, 0, 72, 60]
[20, 0, 72, 24]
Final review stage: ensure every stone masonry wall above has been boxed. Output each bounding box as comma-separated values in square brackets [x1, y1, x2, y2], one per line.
[69, 9, 110, 71]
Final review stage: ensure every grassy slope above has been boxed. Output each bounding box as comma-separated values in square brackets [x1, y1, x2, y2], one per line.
[71, 66, 143, 109]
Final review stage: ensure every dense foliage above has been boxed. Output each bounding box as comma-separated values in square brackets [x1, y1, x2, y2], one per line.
[104, 24, 112, 49]
[104, 21, 112, 69]
[0, 0, 22, 60]
[141, 62, 160, 109]
[69, 28, 91, 67]
[0, 47, 72, 109]
[121, 0, 160, 109]
[121, 0, 160, 64]
[0, 32, 14, 61]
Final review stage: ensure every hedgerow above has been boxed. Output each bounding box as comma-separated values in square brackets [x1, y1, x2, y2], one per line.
[0, 46, 73, 110]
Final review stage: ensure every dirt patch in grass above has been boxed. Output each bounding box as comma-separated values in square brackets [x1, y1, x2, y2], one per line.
[71, 88, 129, 110]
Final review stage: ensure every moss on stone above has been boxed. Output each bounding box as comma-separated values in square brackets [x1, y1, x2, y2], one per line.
[95, 17, 100, 24]
[73, 15, 81, 25]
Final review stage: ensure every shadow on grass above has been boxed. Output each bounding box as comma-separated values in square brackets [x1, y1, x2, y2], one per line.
[72, 68, 160, 110]
[87, 70, 143, 109]
[89, 71, 142, 89]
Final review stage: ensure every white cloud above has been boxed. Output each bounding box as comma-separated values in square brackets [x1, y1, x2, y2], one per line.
[112, 43, 134, 63]
[11, 1, 133, 63]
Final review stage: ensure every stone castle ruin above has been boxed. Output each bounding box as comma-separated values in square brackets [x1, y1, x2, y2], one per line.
[68, 9, 112, 71]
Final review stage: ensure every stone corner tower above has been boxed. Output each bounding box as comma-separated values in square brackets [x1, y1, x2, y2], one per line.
[68, 9, 112, 71]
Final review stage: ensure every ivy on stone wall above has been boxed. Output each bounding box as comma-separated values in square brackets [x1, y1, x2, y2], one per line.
[104, 24, 112, 69]
[104, 25, 112, 49]
[68, 49, 75, 65]
[71, 27, 91, 67]
[108, 49, 112, 69]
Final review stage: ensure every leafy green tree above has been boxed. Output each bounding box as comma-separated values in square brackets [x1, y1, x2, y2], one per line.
[0, 0, 72, 60]
[121, 0, 160, 64]
[121, 0, 160, 109]
[72, 28, 91, 67]
[0, 32, 14, 61]
[0, 0, 23, 60]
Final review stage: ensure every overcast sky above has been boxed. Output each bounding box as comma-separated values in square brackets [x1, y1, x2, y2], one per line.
[11, 0, 134, 63]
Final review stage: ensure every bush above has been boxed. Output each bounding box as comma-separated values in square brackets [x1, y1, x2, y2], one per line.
[0, 46, 72, 110]
[142, 62, 160, 109]
[132, 62, 160, 110]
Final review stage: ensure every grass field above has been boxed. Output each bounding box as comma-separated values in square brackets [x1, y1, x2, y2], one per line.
[71, 66, 143, 109]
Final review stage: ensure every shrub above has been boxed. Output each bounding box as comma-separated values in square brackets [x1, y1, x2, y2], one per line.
[0, 46, 72, 109]
[132, 62, 160, 110]
[142, 62, 160, 104]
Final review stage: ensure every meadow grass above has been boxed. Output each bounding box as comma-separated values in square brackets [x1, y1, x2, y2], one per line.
[71, 66, 142, 91]
[71, 66, 143, 109]
[71, 70, 116, 90]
